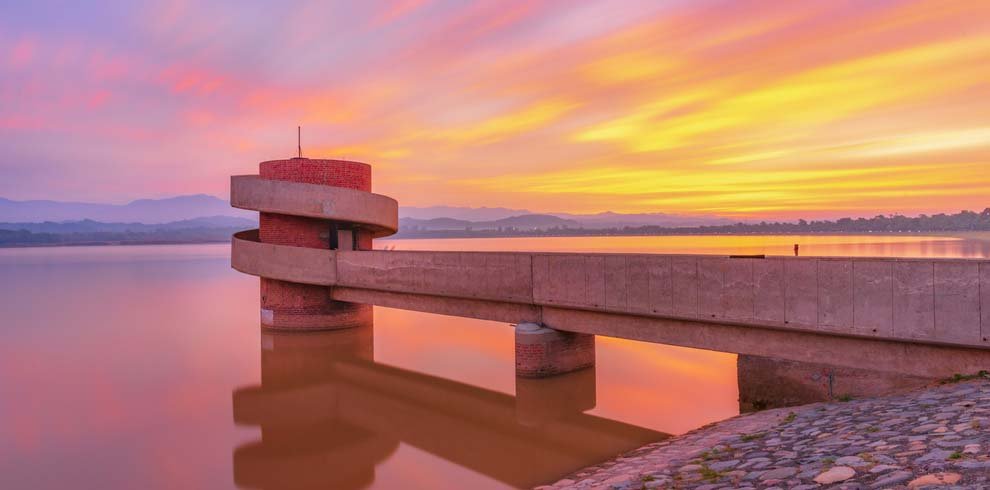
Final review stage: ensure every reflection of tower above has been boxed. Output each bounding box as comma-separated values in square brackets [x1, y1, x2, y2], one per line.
[232, 314, 398, 490]
[257, 157, 374, 330]
[232, 315, 666, 489]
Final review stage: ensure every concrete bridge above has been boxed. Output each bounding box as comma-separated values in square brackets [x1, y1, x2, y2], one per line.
[231, 316, 933, 489]
[231, 157, 990, 378]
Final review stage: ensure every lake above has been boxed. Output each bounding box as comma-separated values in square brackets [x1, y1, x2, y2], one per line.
[1, 234, 987, 489]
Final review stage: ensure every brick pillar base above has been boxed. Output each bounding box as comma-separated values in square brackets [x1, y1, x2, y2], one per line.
[514, 323, 595, 378]
[260, 278, 372, 330]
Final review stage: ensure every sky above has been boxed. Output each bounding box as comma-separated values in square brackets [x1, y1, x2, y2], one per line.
[0, 0, 988, 219]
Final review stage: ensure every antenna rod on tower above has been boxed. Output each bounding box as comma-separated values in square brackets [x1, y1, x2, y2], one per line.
[297, 126, 301, 158]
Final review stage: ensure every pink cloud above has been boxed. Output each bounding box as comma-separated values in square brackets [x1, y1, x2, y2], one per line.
[7, 37, 36, 68]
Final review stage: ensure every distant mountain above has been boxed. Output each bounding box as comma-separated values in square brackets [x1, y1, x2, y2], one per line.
[552, 211, 735, 229]
[0, 195, 254, 223]
[399, 205, 531, 221]
[398, 205, 732, 228]
[401, 214, 580, 231]
[1, 195, 732, 231]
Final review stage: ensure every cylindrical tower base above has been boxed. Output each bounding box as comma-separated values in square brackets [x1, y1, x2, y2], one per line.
[260, 280, 372, 331]
[256, 157, 374, 330]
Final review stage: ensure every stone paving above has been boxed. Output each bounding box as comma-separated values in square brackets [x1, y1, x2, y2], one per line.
[541, 378, 990, 489]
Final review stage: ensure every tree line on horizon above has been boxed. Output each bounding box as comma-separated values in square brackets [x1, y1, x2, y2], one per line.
[0, 227, 239, 247]
[2, 208, 989, 246]
[394, 208, 990, 238]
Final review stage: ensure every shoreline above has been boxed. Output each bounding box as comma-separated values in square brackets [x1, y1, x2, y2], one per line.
[385, 231, 981, 240]
[0, 238, 232, 248]
[542, 378, 990, 489]
[1, 230, 986, 249]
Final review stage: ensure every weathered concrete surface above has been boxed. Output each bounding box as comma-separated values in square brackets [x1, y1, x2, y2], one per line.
[232, 230, 336, 286]
[337, 249, 533, 303]
[330, 286, 540, 324]
[230, 175, 398, 237]
[516, 323, 596, 378]
[540, 307, 990, 379]
[231, 232, 990, 375]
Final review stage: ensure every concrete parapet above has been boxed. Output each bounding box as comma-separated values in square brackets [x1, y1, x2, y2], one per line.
[515, 323, 595, 378]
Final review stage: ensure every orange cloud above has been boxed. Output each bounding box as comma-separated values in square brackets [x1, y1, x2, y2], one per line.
[1, 0, 988, 216]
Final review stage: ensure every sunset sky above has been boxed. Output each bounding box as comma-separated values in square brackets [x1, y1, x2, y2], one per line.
[1, 0, 988, 219]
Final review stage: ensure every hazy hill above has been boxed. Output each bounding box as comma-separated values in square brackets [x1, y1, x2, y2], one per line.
[1, 195, 730, 230]
[401, 214, 580, 231]
[553, 211, 735, 229]
[0, 195, 254, 223]
[399, 205, 531, 221]
[399, 206, 732, 229]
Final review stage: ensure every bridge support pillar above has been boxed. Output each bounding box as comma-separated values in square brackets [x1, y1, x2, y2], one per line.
[515, 323, 595, 378]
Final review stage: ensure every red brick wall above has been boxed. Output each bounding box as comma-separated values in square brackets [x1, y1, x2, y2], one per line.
[515, 328, 595, 378]
[259, 158, 371, 191]
[259, 214, 330, 248]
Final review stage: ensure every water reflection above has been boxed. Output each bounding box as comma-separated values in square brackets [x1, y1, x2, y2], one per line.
[737, 355, 936, 412]
[383, 234, 990, 258]
[232, 312, 666, 490]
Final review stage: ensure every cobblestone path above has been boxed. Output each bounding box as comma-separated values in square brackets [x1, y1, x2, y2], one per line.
[542, 378, 990, 489]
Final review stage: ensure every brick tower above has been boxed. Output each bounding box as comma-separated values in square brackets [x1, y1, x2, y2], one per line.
[257, 157, 374, 329]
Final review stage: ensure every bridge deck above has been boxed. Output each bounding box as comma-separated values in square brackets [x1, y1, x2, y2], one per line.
[232, 230, 990, 377]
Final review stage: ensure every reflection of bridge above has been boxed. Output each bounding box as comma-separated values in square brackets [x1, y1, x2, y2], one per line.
[232, 322, 665, 490]
[230, 157, 990, 378]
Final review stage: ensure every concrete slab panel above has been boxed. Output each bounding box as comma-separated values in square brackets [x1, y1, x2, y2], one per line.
[624, 256, 653, 314]
[647, 256, 673, 315]
[547, 255, 587, 306]
[671, 257, 699, 317]
[784, 259, 818, 327]
[983, 263, 990, 345]
[698, 257, 724, 320]
[585, 256, 606, 309]
[934, 261, 980, 344]
[722, 259, 755, 321]
[533, 255, 550, 303]
[458, 252, 487, 297]
[893, 261, 935, 341]
[818, 259, 854, 331]
[604, 255, 628, 310]
[753, 259, 785, 323]
[853, 260, 893, 337]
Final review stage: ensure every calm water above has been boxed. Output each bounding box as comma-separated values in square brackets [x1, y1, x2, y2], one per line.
[1, 234, 987, 489]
